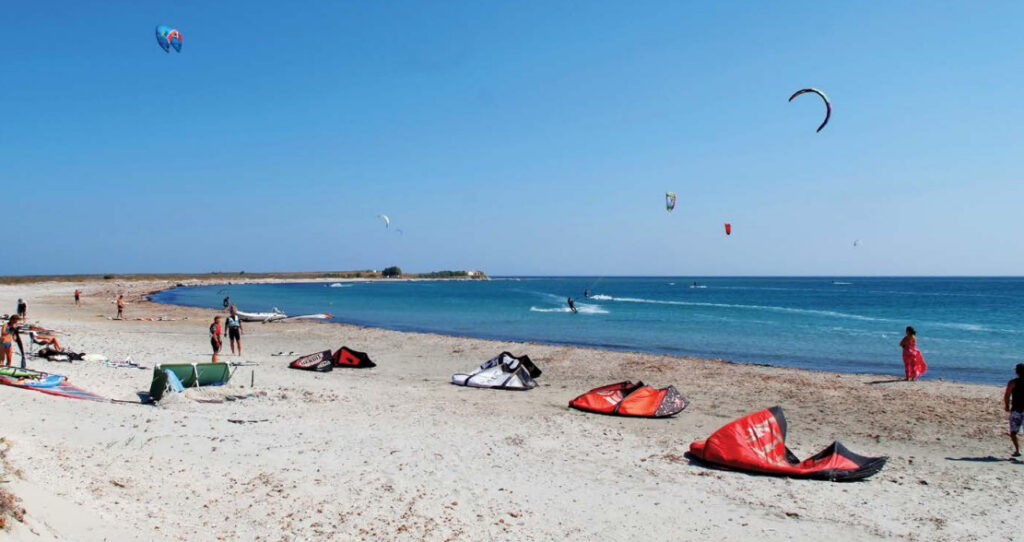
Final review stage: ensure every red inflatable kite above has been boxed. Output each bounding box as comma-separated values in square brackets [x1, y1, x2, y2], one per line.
[569, 381, 688, 417]
[333, 346, 376, 368]
[724, 222, 732, 236]
[689, 406, 886, 481]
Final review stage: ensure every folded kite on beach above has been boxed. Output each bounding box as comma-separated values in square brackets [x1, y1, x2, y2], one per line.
[451, 352, 541, 390]
[569, 381, 688, 417]
[689, 406, 887, 482]
[288, 350, 334, 372]
[333, 347, 375, 368]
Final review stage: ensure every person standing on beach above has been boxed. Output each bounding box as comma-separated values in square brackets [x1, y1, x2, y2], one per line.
[16, 299, 26, 320]
[1004, 364, 1024, 457]
[1, 315, 26, 368]
[74, 289, 81, 306]
[224, 309, 243, 356]
[899, 326, 927, 381]
[116, 295, 125, 320]
[210, 316, 223, 363]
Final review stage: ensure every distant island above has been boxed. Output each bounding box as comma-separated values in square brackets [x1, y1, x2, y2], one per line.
[0, 268, 488, 285]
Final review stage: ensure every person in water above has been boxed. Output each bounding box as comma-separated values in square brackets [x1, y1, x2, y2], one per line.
[1, 315, 26, 368]
[567, 297, 577, 313]
[584, 289, 590, 299]
[16, 299, 26, 320]
[1004, 364, 1024, 457]
[116, 294, 125, 320]
[223, 296, 230, 310]
[899, 326, 927, 381]
[224, 308, 243, 356]
[74, 289, 81, 306]
[210, 316, 223, 363]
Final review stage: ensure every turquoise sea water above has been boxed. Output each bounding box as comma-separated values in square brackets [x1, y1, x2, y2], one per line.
[151, 277, 1024, 385]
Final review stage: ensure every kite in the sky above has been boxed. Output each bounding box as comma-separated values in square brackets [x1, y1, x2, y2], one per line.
[853, 239, 862, 247]
[378, 214, 390, 230]
[724, 223, 732, 236]
[788, 88, 831, 132]
[666, 192, 677, 213]
[155, 26, 183, 53]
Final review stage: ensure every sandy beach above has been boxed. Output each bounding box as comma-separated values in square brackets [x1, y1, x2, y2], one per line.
[0, 279, 1017, 541]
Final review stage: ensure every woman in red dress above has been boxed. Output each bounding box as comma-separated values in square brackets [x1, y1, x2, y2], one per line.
[899, 326, 927, 381]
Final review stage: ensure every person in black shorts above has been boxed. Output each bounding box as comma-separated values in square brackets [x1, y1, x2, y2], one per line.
[224, 309, 243, 356]
[567, 297, 577, 314]
[16, 299, 26, 320]
[1003, 363, 1024, 457]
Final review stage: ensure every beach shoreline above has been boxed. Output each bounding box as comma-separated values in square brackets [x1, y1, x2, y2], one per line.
[0, 278, 1018, 541]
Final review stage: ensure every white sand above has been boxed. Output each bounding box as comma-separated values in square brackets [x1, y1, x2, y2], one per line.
[0, 279, 1019, 541]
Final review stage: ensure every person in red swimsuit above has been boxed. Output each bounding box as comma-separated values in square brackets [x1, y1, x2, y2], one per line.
[210, 316, 223, 363]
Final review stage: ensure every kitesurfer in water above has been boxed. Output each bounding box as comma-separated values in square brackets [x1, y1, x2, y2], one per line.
[584, 289, 590, 299]
[567, 297, 578, 314]
[899, 326, 927, 381]
[1, 315, 26, 368]
[1004, 364, 1024, 457]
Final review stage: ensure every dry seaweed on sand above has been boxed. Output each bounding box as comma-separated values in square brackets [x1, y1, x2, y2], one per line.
[0, 438, 25, 530]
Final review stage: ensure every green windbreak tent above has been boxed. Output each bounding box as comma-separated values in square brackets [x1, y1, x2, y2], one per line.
[149, 363, 231, 401]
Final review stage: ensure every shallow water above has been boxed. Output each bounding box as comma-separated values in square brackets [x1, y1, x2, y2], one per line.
[151, 277, 1024, 385]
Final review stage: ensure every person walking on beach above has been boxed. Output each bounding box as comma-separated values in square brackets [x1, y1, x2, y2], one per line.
[116, 294, 125, 320]
[1004, 364, 1024, 457]
[74, 289, 81, 306]
[16, 299, 26, 320]
[224, 309, 243, 356]
[567, 297, 577, 314]
[210, 316, 223, 363]
[1, 315, 26, 368]
[899, 326, 927, 381]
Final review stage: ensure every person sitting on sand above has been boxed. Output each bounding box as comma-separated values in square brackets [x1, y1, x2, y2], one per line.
[1, 315, 26, 368]
[29, 331, 63, 352]
[567, 297, 577, 314]
[116, 294, 125, 320]
[16, 299, 26, 320]
[224, 309, 243, 356]
[899, 326, 927, 381]
[210, 316, 223, 363]
[1004, 364, 1024, 458]
[74, 289, 81, 306]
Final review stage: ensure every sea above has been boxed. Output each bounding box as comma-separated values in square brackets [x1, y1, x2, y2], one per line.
[150, 277, 1024, 385]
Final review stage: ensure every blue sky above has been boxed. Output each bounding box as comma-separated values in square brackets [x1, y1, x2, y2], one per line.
[2, 1, 1022, 276]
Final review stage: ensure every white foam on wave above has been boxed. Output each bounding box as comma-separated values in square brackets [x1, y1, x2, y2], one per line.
[328, 283, 354, 288]
[595, 295, 890, 322]
[589, 294, 613, 301]
[530, 304, 609, 315]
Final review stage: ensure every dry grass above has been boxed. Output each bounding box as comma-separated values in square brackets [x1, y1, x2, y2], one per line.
[0, 437, 24, 530]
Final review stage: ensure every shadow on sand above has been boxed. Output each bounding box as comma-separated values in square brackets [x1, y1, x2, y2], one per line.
[866, 378, 905, 385]
[946, 456, 1021, 464]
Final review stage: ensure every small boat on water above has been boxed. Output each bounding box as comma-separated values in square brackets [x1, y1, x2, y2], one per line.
[235, 308, 287, 322]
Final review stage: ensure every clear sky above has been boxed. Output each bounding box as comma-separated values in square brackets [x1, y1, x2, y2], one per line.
[2, 1, 1022, 276]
